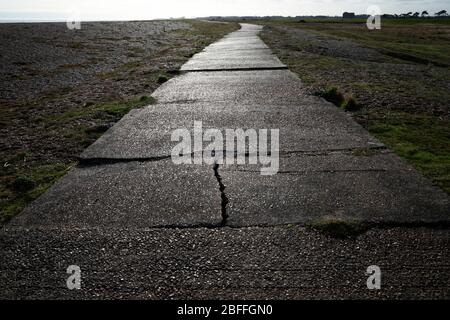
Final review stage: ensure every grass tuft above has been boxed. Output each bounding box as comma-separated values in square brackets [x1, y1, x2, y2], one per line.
[157, 74, 169, 84]
[319, 87, 361, 111]
[10, 176, 36, 193]
[351, 148, 381, 157]
[320, 87, 345, 107]
[342, 96, 361, 111]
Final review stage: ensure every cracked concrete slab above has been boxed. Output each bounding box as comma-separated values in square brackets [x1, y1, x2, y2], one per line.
[9, 160, 222, 229]
[219, 153, 450, 226]
[80, 102, 383, 160]
[226, 151, 407, 173]
[152, 70, 309, 104]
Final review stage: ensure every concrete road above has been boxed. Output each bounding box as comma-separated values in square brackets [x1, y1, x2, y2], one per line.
[1, 23, 449, 299]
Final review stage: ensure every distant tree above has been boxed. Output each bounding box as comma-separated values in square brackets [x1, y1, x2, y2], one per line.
[421, 10, 429, 17]
[412, 12, 420, 17]
[435, 10, 448, 16]
[343, 12, 355, 19]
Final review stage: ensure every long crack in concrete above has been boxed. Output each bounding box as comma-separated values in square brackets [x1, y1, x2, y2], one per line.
[213, 162, 229, 226]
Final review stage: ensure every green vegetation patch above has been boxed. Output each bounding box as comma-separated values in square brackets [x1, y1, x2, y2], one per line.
[351, 147, 382, 157]
[1, 162, 74, 225]
[46, 95, 155, 123]
[259, 18, 450, 66]
[157, 74, 169, 84]
[368, 112, 450, 193]
[97, 95, 156, 118]
[319, 87, 362, 111]
[319, 87, 345, 106]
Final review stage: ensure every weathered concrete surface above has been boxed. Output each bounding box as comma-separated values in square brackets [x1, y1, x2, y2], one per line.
[20, 153, 449, 229]
[222, 153, 450, 226]
[9, 160, 222, 229]
[81, 102, 383, 160]
[181, 24, 285, 71]
[152, 70, 308, 104]
[1, 22, 449, 300]
[181, 53, 285, 71]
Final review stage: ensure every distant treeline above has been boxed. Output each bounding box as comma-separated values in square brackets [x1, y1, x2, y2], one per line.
[203, 10, 449, 21]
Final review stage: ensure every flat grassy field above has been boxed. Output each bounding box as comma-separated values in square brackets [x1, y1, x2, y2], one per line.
[293, 19, 450, 66]
[0, 20, 239, 225]
[258, 18, 450, 194]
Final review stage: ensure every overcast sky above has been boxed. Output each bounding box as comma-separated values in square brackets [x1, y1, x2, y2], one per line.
[0, 0, 448, 21]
